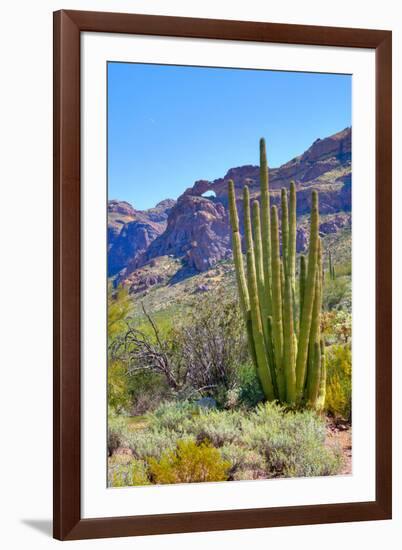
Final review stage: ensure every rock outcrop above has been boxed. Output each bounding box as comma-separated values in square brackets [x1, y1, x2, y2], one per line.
[141, 194, 231, 272]
[108, 220, 165, 276]
[108, 199, 175, 276]
[211, 126, 351, 197]
[108, 200, 137, 249]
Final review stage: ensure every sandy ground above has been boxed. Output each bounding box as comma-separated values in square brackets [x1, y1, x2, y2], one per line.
[325, 418, 352, 475]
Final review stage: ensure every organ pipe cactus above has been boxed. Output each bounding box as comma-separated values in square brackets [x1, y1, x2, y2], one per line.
[228, 138, 325, 408]
[328, 249, 336, 280]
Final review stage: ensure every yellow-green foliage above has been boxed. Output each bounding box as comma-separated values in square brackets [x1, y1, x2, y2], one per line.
[108, 286, 131, 411]
[325, 344, 352, 420]
[131, 460, 151, 486]
[108, 360, 131, 412]
[108, 285, 130, 341]
[148, 439, 231, 484]
[108, 456, 151, 487]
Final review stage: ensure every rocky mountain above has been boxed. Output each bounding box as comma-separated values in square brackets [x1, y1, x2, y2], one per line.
[109, 127, 351, 286]
[108, 199, 175, 276]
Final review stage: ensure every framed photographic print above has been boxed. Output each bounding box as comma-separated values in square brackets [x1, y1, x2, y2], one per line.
[53, 10, 392, 541]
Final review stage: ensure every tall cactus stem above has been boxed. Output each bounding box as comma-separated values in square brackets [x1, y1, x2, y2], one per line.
[299, 255, 306, 333]
[243, 187, 274, 400]
[289, 181, 297, 328]
[228, 180, 250, 318]
[306, 238, 323, 402]
[296, 190, 319, 400]
[328, 249, 333, 280]
[259, 138, 272, 316]
[307, 342, 322, 406]
[270, 205, 285, 400]
[245, 310, 258, 370]
[281, 188, 289, 274]
[283, 259, 296, 403]
[316, 338, 327, 411]
[267, 316, 279, 399]
[289, 182, 297, 285]
[252, 200, 269, 343]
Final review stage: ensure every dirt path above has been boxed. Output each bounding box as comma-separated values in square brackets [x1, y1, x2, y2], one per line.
[325, 418, 352, 475]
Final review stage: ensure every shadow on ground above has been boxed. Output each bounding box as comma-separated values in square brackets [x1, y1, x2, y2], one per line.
[21, 519, 52, 537]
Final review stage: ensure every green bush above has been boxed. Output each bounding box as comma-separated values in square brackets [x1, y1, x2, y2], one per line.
[127, 371, 172, 415]
[126, 426, 189, 461]
[108, 285, 130, 340]
[331, 260, 351, 278]
[242, 403, 342, 477]
[148, 439, 231, 484]
[323, 276, 351, 311]
[108, 360, 131, 413]
[237, 363, 265, 408]
[147, 401, 196, 433]
[220, 444, 266, 480]
[108, 456, 151, 487]
[190, 409, 243, 447]
[325, 344, 352, 421]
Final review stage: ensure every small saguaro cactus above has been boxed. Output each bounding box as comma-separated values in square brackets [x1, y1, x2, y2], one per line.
[228, 138, 326, 409]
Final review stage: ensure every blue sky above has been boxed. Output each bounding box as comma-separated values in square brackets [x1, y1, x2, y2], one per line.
[108, 62, 351, 210]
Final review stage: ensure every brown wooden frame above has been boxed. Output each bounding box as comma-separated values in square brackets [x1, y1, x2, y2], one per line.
[53, 9, 392, 541]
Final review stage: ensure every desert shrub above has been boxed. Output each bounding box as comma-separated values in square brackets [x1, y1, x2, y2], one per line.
[130, 459, 151, 486]
[331, 260, 351, 278]
[323, 276, 351, 311]
[172, 289, 249, 398]
[148, 402, 243, 447]
[268, 437, 341, 477]
[109, 288, 252, 409]
[109, 467, 126, 488]
[126, 426, 190, 461]
[222, 387, 241, 409]
[232, 469, 262, 481]
[321, 311, 352, 345]
[220, 444, 266, 480]
[108, 360, 131, 413]
[108, 412, 128, 455]
[108, 285, 130, 340]
[110, 305, 187, 394]
[108, 456, 151, 487]
[127, 371, 172, 415]
[325, 344, 352, 421]
[148, 439, 231, 484]
[242, 403, 341, 478]
[147, 401, 196, 433]
[237, 363, 265, 408]
[189, 409, 243, 447]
